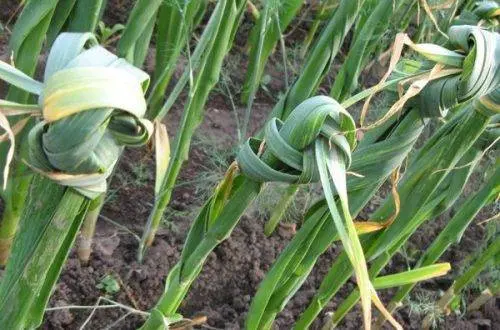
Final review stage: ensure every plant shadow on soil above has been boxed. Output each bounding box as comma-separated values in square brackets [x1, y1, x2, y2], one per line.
[0, 1, 498, 329]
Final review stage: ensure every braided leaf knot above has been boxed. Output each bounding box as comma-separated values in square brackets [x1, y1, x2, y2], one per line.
[420, 26, 500, 117]
[236, 96, 356, 183]
[27, 33, 153, 198]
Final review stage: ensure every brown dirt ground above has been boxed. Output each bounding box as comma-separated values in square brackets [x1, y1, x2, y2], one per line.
[0, 1, 498, 329]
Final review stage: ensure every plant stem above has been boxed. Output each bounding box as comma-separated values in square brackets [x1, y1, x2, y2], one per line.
[422, 238, 500, 329]
[467, 286, 499, 312]
[330, 0, 394, 102]
[300, 0, 338, 58]
[77, 194, 105, 263]
[139, 177, 262, 328]
[0, 177, 89, 328]
[147, 0, 203, 113]
[240, 0, 303, 129]
[264, 184, 299, 236]
[269, 0, 366, 121]
[375, 164, 500, 328]
[138, 0, 246, 259]
[0, 0, 58, 267]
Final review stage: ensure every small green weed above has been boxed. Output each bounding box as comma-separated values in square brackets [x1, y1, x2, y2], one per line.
[96, 274, 121, 295]
[96, 21, 125, 46]
[407, 291, 443, 328]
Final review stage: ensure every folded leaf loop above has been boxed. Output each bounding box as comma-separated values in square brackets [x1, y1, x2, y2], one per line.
[236, 96, 356, 185]
[0, 32, 156, 198]
[421, 26, 500, 117]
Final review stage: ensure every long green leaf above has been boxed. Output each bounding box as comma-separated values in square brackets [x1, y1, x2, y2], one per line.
[382, 164, 500, 321]
[139, 0, 247, 257]
[269, 0, 366, 121]
[0, 179, 86, 329]
[147, 0, 205, 113]
[241, 0, 303, 104]
[117, 0, 163, 66]
[67, 0, 106, 33]
[0, 0, 60, 265]
[372, 263, 451, 290]
[0, 31, 152, 327]
[46, 0, 78, 46]
[330, 0, 394, 101]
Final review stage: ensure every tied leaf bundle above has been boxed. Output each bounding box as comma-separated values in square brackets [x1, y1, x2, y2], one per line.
[1, 32, 153, 198]
[237, 96, 355, 185]
[238, 96, 401, 329]
[420, 25, 500, 117]
[141, 96, 402, 328]
[140, 95, 359, 327]
[0, 32, 154, 329]
[0, 0, 114, 267]
[295, 25, 500, 329]
[245, 107, 426, 330]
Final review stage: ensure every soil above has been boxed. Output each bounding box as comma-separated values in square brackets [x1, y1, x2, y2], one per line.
[0, 1, 498, 329]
